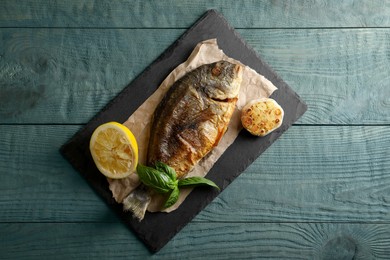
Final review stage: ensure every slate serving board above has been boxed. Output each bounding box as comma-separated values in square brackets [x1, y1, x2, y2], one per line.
[60, 10, 307, 252]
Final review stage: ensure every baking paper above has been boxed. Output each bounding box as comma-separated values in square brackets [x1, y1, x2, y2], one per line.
[107, 39, 277, 212]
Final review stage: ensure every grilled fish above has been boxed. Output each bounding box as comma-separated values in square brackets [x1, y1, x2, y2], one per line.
[123, 61, 243, 220]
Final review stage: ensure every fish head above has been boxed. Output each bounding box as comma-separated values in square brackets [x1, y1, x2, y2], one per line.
[202, 61, 243, 101]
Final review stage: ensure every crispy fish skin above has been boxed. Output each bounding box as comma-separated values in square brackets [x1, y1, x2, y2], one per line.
[147, 61, 243, 179]
[123, 61, 243, 221]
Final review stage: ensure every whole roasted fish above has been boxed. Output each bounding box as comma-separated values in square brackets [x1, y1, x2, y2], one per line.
[123, 61, 243, 220]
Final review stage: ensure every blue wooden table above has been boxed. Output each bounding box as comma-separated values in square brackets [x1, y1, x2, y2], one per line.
[1, 1, 390, 259]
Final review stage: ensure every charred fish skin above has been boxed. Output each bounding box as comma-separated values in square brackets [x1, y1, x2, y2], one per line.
[147, 61, 243, 179]
[124, 61, 243, 220]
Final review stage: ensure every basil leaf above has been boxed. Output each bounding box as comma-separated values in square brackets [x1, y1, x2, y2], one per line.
[164, 186, 180, 209]
[136, 164, 176, 193]
[155, 161, 177, 181]
[178, 177, 220, 190]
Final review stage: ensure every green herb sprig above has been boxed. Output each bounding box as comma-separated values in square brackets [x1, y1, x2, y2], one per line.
[136, 162, 219, 208]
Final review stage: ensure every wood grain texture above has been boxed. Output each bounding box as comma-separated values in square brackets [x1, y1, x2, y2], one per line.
[2, 2, 390, 257]
[1, 125, 389, 223]
[1, 28, 389, 124]
[1, 0, 390, 28]
[0, 28, 182, 123]
[202, 125, 390, 222]
[1, 222, 390, 259]
[0, 125, 118, 222]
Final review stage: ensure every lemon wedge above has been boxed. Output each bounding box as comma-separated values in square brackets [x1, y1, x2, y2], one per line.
[89, 122, 138, 179]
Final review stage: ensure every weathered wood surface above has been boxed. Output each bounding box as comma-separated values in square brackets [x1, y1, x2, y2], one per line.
[2, 223, 390, 259]
[1, 125, 389, 223]
[1, 28, 389, 124]
[1, 0, 390, 28]
[1, 0, 390, 258]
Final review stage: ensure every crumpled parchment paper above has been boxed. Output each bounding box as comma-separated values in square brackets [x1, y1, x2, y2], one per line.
[107, 38, 277, 212]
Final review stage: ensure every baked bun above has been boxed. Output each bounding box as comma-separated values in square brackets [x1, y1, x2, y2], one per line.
[241, 98, 284, 136]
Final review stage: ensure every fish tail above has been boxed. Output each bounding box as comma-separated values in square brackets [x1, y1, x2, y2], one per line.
[122, 185, 151, 221]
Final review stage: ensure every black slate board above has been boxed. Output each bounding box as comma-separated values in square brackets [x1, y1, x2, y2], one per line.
[60, 10, 307, 252]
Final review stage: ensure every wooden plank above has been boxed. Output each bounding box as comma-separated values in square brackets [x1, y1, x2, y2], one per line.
[0, 125, 119, 222]
[201, 125, 390, 222]
[1, 0, 390, 28]
[1, 125, 389, 223]
[0, 28, 182, 123]
[0, 28, 182, 124]
[1, 222, 390, 259]
[1, 28, 389, 124]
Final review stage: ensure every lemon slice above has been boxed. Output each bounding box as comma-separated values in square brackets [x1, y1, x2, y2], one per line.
[89, 122, 138, 179]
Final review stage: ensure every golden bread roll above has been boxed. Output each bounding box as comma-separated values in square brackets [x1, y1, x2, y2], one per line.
[241, 98, 284, 136]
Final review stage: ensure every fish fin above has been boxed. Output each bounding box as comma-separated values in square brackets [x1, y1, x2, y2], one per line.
[122, 185, 151, 221]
